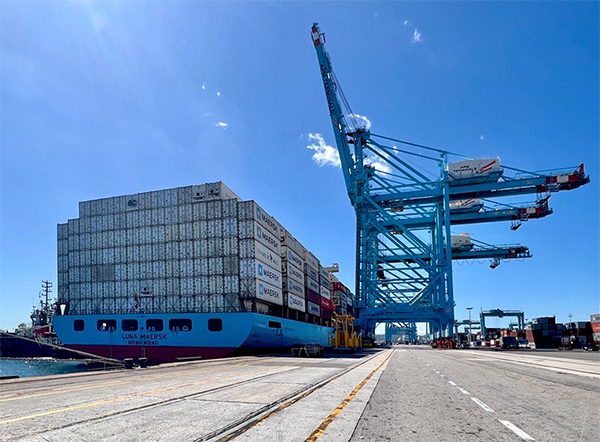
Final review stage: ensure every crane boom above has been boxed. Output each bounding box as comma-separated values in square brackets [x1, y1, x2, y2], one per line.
[311, 23, 356, 202]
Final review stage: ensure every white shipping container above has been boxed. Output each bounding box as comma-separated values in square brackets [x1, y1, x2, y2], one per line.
[58, 271, 69, 287]
[204, 182, 241, 202]
[180, 278, 195, 296]
[307, 301, 320, 316]
[179, 223, 193, 241]
[208, 219, 223, 237]
[209, 276, 224, 294]
[166, 260, 180, 278]
[165, 206, 178, 224]
[192, 201, 207, 221]
[451, 234, 473, 252]
[305, 265, 319, 283]
[281, 229, 305, 258]
[207, 200, 223, 219]
[255, 223, 281, 254]
[178, 204, 193, 223]
[222, 199, 238, 218]
[178, 186, 193, 205]
[69, 267, 80, 284]
[79, 201, 92, 218]
[319, 274, 329, 288]
[305, 276, 320, 293]
[195, 276, 210, 295]
[195, 258, 210, 276]
[284, 262, 304, 286]
[181, 259, 194, 277]
[282, 246, 304, 270]
[319, 266, 329, 282]
[222, 218, 238, 236]
[167, 278, 180, 296]
[165, 224, 180, 242]
[223, 237, 238, 256]
[240, 278, 283, 306]
[306, 252, 319, 271]
[240, 240, 282, 269]
[238, 201, 280, 237]
[320, 285, 331, 300]
[209, 257, 224, 274]
[240, 259, 282, 288]
[224, 275, 239, 293]
[194, 239, 208, 257]
[58, 255, 69, 272]
[208, 238, 223, 257]
[286, 292, 306, 312]
[447, 158, 501, 181]
[283, 277, 304, 297]
[57, 223, 69, 239]
[191, 221, 209, 239]
[223, 256, 239, 275]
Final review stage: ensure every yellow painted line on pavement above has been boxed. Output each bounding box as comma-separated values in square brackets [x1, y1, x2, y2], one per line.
[305, 350, 394, 441]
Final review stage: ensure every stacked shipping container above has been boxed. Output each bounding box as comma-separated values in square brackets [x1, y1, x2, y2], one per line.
[57, 182, 337, 327]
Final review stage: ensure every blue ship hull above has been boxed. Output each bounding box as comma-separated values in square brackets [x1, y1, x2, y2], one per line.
[53, 312, 333, 364]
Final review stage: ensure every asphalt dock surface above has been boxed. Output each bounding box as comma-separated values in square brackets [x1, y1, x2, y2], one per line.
[1, 347, 598, 441]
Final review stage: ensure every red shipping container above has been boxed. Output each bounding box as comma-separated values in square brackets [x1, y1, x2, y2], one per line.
[332, 282, 348, 294]
[306, 288, 320, 304]
[321, 296, 335, 311]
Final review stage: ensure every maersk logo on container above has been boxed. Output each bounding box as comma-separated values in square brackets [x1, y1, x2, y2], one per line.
[258, 282, 282, 303]
[287, 249, 303, 268]
[256, 261, 281, 284]
[255, 205, 279, 234]
[256, 224, 280, 253]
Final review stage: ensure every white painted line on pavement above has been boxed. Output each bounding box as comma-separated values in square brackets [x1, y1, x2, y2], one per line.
[471, 397, 494, 412]
[448, 381, 457, 386]
[499, 420, 535, 440]
[457, 387, 470, 395]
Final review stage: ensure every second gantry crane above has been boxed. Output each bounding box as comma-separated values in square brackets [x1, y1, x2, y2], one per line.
[311, 23, 590, 338]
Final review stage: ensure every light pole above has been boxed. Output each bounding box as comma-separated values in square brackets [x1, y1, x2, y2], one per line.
[467, 307, 473, 347]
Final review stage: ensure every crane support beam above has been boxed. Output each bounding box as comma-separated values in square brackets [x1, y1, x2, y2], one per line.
[372, 166, 589, 206]
[383, 204, 552, 229]
[380, 245, 532, 264]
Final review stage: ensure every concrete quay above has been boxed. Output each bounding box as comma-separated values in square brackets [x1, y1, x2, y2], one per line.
[1, 347, 598, 441]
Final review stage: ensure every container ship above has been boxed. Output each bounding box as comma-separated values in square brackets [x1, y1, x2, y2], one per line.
[53, 182, 346, 364]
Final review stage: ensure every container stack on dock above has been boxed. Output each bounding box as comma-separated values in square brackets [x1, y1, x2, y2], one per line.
[57, 182, 337, 327]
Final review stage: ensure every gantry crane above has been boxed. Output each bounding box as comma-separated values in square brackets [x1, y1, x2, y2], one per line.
[311, 23, 590, 338]
[384, 322, 417, 343]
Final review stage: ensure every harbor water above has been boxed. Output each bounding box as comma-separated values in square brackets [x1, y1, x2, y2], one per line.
[0, 358, 90, 378]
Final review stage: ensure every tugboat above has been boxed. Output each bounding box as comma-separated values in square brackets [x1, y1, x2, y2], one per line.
[0, 281, 80, 358]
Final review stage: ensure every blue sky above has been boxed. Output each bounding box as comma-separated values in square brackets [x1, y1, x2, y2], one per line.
[1, 2, 598, 332]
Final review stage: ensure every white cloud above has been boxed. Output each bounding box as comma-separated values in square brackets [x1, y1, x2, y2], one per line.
[216, 91, 221, 97]
[480, 135, 485, 140]
[349, 113, 372, 130]
[307, 133, 341, 168]
[403, 20, 412, 26]
[412, 28, 423, 44]
[366, 157, 392, 173]
[202, 83, 206, 90]
[215, 121, 228, 128]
